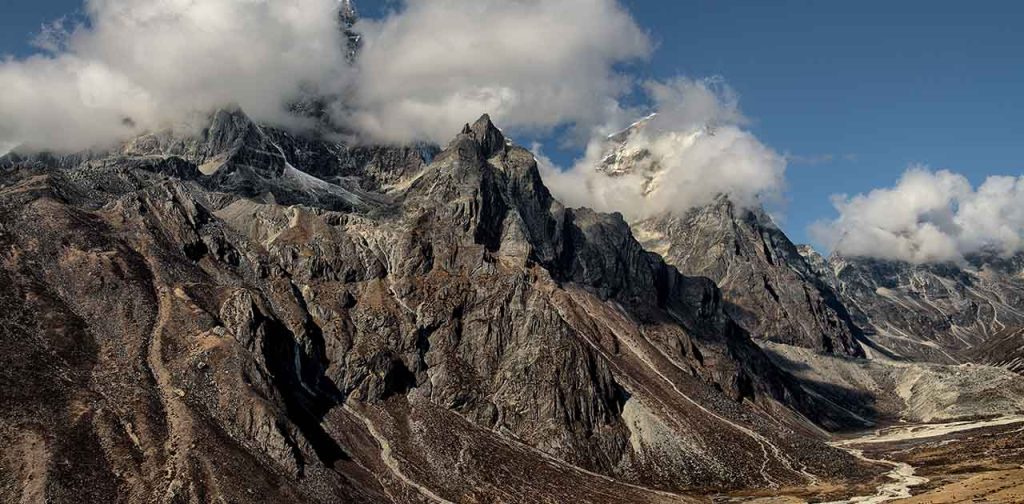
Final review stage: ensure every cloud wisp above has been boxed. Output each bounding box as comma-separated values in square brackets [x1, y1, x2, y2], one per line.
[812, 167, 1024, 263]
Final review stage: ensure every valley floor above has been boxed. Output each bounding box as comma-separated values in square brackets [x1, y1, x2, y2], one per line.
[720, 415, 1024, 503]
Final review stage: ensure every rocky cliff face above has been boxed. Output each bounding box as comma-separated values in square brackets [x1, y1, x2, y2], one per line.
[0, 112, 872, 503]
[595, 119, 864, 358]
[819, 252, 1024, 366]
[632, 202, 864, 358]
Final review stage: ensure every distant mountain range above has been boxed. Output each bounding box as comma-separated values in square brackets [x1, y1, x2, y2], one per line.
[597, 115, 1024, 373]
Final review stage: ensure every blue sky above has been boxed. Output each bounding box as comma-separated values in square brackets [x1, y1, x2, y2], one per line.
[618, 0, 1024, 245]
[2, 0, 1022, 246]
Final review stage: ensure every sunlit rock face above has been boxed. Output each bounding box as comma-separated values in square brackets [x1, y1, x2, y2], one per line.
[821, 251, 1024, 366]
[0, 110, 875, 503]
[596, 118, 865, 358]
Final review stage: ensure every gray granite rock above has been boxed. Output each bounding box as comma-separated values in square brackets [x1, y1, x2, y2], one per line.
[0, 112, 874, 503]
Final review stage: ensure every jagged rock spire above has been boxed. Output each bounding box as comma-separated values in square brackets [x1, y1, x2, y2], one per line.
[457, 114, 506, 159]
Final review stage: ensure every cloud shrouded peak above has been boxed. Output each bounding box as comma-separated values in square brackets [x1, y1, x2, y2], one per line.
[0, 0, 353, 153]
[539, 77, 787, 220]
[812, 167, 1024, 264]
[0, 0, 652, 153]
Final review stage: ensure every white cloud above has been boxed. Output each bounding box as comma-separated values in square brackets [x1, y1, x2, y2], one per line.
[1, 0, 351, 152]
[0, 1, 792, 233]
[31, 17, 72, 53]
[342, 0, 651, 144]
[811, 167, 1024, 263]
[539, 78, 787, 219]
[1, 0, 652, 152]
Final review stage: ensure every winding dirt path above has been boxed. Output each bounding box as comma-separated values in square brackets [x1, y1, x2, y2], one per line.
[147, 285, 198, 500]
[343, 404, 455, 504]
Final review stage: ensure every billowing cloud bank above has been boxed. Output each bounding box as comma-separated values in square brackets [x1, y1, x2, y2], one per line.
[539, 78, 787, 219]
[812, 167, 1024, 263]
[0, 0, 351, 152]
[31, 0, 1023, 255]
[0, 0, 650, 151]
[346, 0, 651, 144]
[0, 0, 788, 221]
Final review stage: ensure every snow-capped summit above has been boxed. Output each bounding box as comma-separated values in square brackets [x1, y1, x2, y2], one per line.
[595, 113, 708, 197]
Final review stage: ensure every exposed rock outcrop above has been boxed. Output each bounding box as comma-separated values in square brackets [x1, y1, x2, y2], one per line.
[820, 252, 1024, 365]
[0, 112, 873, 503]
[593, 118, 864, 357]
[633, 201, 864, 357]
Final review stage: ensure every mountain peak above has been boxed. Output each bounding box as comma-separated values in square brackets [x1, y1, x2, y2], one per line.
[632, 194, 865, 357]
[455, 114, 507, 159]
[473, 112, 494, 126]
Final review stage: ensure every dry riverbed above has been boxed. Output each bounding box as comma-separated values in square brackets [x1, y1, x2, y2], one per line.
[720, 416, 1024, 503]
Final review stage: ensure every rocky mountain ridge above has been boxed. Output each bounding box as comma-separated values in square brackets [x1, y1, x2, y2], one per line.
[593, 114, 1024, 378]
[3, 0, 1023, 501]
[595, 118, 865, 358]
[811, 249, 1024, 369]
[0, 110, 876, 503]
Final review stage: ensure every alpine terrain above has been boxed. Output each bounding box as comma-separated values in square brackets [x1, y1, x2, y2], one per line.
[2, 1, 1024, 503]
